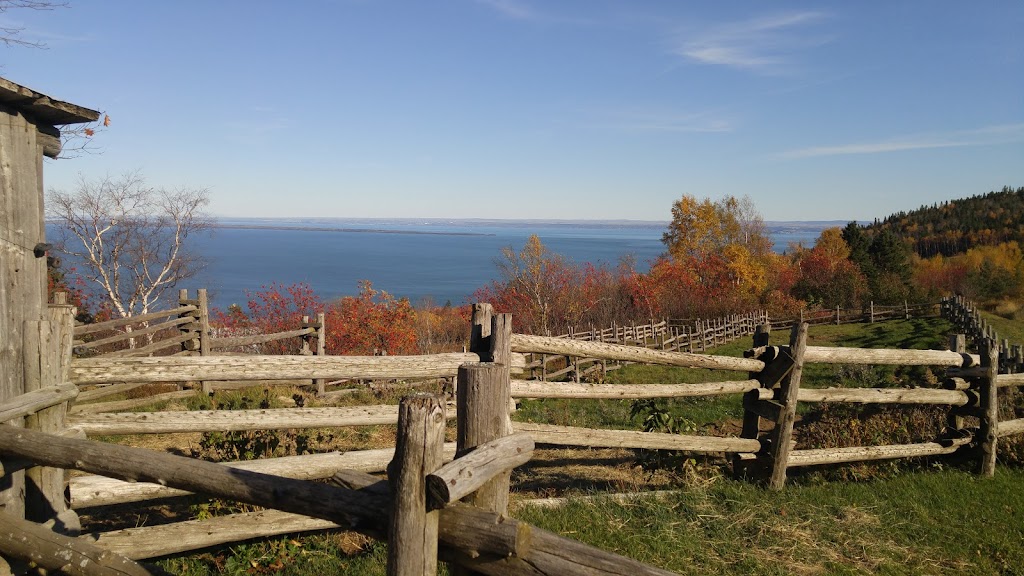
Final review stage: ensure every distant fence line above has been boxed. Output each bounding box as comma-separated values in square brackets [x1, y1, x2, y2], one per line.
[942, 295, 1024, 373]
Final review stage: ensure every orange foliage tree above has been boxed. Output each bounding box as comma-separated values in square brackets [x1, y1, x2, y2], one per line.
[324, 281, 418, 356]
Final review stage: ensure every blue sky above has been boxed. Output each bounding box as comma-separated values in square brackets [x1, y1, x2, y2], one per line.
[3, 0, 1021, 221]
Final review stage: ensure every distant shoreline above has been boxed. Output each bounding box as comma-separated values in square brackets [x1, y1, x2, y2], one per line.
[208, 223, 494, 237]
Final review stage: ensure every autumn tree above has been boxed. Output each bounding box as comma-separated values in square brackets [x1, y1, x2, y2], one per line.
[791, 228, 867, 308]
[48, 172, 211, 320]
[325, 281, 417, 355]
[662, 194, 771, 262]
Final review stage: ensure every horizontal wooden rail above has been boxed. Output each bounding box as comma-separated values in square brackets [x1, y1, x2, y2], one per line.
[511, 334, 765, 372]
[69, 390, 199, 414]
[803, 346, 979, 367]
[68, 404, 456, 435]
[795, 387, 971, 406]
[998, 373, 1024, 388]
[997, 418, 1024, 438]
[1, 426, 676, 576]
[511, 379, 760, 399]
[73, 305, 197, 336]
[209, 327, 315, 349]
[71, 444, 459, 508]
[69, 352, 480, 385]
[787, 436, 971, 467]
[82, 509, 340, 561]
[75, 382, 146, 403]
[102, 332, 196, 358]
[0, 383, 79, 423]
[74, 316, 195, 349]
[514, 422, 761, 453]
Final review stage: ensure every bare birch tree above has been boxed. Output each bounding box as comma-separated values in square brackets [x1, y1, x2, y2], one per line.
[48, 172, 211, 325]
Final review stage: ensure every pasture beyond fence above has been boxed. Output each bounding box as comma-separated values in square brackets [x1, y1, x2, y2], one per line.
[4, 297, 1024, 574]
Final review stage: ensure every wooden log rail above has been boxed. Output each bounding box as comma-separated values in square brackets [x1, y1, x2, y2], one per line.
[73, 316, 195, 349]
[69, 352, 480, 385]
[515, 422, 761, 453]
[0, 383, 79, 423]
[209, 326, 315, 349]
[802, 346, 979, 367]
[511, 333, 765, 372]
[787, 436, 972, 467]
[0, 426, 676, 576]
[70, 445, 460, 509]
[72, 305, 198, 337]
[67, 404, 458, 435]
[511, 379, 760, 399]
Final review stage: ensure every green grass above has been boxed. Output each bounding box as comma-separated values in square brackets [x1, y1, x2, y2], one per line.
[979, 309, 1024, 345]
[514, 468, 1024, 575]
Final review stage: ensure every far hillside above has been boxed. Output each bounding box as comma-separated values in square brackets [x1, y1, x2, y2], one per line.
[858, 185, 1024, 257]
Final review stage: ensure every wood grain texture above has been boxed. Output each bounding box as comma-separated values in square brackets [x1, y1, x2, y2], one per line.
[515, 422, 760, 453]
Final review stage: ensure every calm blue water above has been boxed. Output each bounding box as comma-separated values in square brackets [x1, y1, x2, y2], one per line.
[50, 218, 838, 312]
[187, 219, 835, 311]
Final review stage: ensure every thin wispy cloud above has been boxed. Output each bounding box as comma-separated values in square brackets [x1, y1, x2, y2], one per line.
[475, 0, 536, 20]
[778, 123, 1024, 159]
[674, 11, 831, 75]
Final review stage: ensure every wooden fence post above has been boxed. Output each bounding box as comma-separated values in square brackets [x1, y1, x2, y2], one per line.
[947, 334, 968, 431]
[870, 301, 875, 323]
[735, 323, 771, 479]
[766, 323, 808, 490]
[979, 339, 999, 477]
[456, 362, 511, 514]
[315, 312, 326, 395]
[387, 393, 445, 576]
[197, 288, 212, 394]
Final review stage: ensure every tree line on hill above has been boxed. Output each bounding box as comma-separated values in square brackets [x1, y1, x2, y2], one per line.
[47, 174, 1024, 350]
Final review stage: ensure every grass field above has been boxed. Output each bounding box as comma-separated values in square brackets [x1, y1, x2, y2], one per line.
[146, 315, 1024, 575]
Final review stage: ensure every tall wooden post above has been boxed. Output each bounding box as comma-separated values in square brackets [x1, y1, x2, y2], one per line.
[197, 289, 212, 394]
[456, 362, 511, 513]
[735, 323, 771, 479]
[387, 394, 445, 576]
[314, 311, 326, 395]
[979, 339, 999, 477]
[766, 323, 808, 490]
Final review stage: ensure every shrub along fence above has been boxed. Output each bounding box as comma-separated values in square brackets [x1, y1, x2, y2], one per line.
[5, 299, 1024, 573]
[942, 295, 1024, 373]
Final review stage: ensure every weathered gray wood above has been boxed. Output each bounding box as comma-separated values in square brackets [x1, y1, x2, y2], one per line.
[980, 339, 999, 476]
[457, 363, 512, 515]
[74, 316, 194, 350]
[998, 373, 1024, 388]
[515, 422, 760, 453]
[69, 390, 198, 414]
[209, 327, 315, 350]
[803, 346, 979, 367]
[75, 382, 147, 403]
[0, 511, 157, 576]
[102, 331, 197, 358]
[388, 394, 445, 576]
[70, 352, 480, 384]
[81, 509, 339, 560]
[71, 444, 458, 508]
[997, 418, 1024, 438]
[0, 104, 49, 520]
[68, 404, 456, 435]
[787, 436, 971, 467]
[315, 311, 326, 395]
[511, 379, 760, 399]
[23, 319, 69, 525]
[768, 323, 808, 490]
[0, 383, 78, 423]
[797, 387, 970, 405]
[72, 305, 198, 336]
[510, 334, 765, 372]
[427, 433, 534, 509]
[735, 324, 772, 479]
[470, 303, 493, 358]
[0, 426, 671, 575]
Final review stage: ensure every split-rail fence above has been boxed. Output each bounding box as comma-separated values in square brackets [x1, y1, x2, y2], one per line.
[4, 297, 1024, 574]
